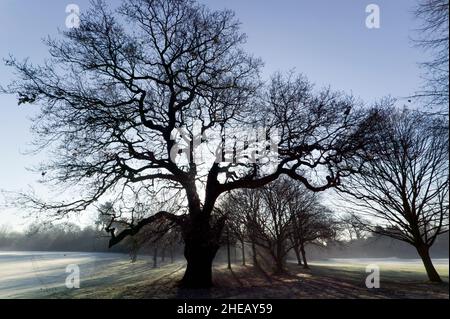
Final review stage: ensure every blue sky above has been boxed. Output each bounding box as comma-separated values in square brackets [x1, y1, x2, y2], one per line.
[0, 0, 427, 230]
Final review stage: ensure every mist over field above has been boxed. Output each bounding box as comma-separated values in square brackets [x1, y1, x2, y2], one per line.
[0, 225, 448, 299]
[0, 251, 448, 299]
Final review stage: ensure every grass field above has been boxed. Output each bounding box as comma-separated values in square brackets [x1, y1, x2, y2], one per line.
[310, 258, 449, 283]
[0, 252, 448, 299]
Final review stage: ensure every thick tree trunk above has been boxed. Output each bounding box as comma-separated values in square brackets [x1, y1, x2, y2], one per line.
[179, 214, 222, 288]
[241, 239, 246, 266]
[161, 247, 166, 263]
[181, 241, 218, 288]
[417, 245, 442, 282]
[300, 243, 309, 269]
[182, 252, 215, 288]
[294, 246, 303, 266]
[170, 245, 174, 264]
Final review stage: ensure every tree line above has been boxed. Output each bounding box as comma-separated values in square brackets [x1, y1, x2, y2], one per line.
[221, 178, 337, 272]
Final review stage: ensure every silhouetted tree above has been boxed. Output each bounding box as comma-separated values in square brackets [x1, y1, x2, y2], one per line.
[224, 188, 262, 267]
[291, 204, 337, 269]
[340, 213, 368, 241]
[222, 196, 250, 266]
[338, 107, 449, 282]
[287, 186, 317, 266]
[225, 179, 337, 273]
[258, 180, 297, 272]
[287, 189, 338, 269]
[3, 0, 377, 287]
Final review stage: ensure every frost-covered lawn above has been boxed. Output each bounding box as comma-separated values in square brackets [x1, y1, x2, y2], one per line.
[0, 252, 448, 299]
[309, 258, 449, 283]
[0, 251, 137, 298]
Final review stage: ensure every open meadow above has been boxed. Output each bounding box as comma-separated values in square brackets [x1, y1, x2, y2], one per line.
[0, 252, 447, 299]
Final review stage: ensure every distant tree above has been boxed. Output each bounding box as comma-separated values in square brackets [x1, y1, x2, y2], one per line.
[222, 195, 251, 267]
[223, 185, 289, 272]
[0, 225, 11, 238]
[223, 188, 262, 267]
[225, 178, 337, 272]
[158, 229, 182, 264]
[3, 0, 378, 287]
[256, 180, 296, 273]
[340, 213, 368, 241]
[412, 0, 449, 113]
[283, 183, 339, 269]
[338, 107, 449, 282]
[287, 186, 317, 266]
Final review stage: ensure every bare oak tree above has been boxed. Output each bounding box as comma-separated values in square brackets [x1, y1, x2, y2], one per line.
[3, 0, 375, 287]
[338, 107, 449, 282]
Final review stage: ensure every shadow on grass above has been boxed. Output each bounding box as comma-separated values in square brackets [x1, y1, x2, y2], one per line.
[17, 260, 449, 299]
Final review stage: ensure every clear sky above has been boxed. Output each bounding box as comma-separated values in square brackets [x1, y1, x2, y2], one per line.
[0, 0, 427, 230]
